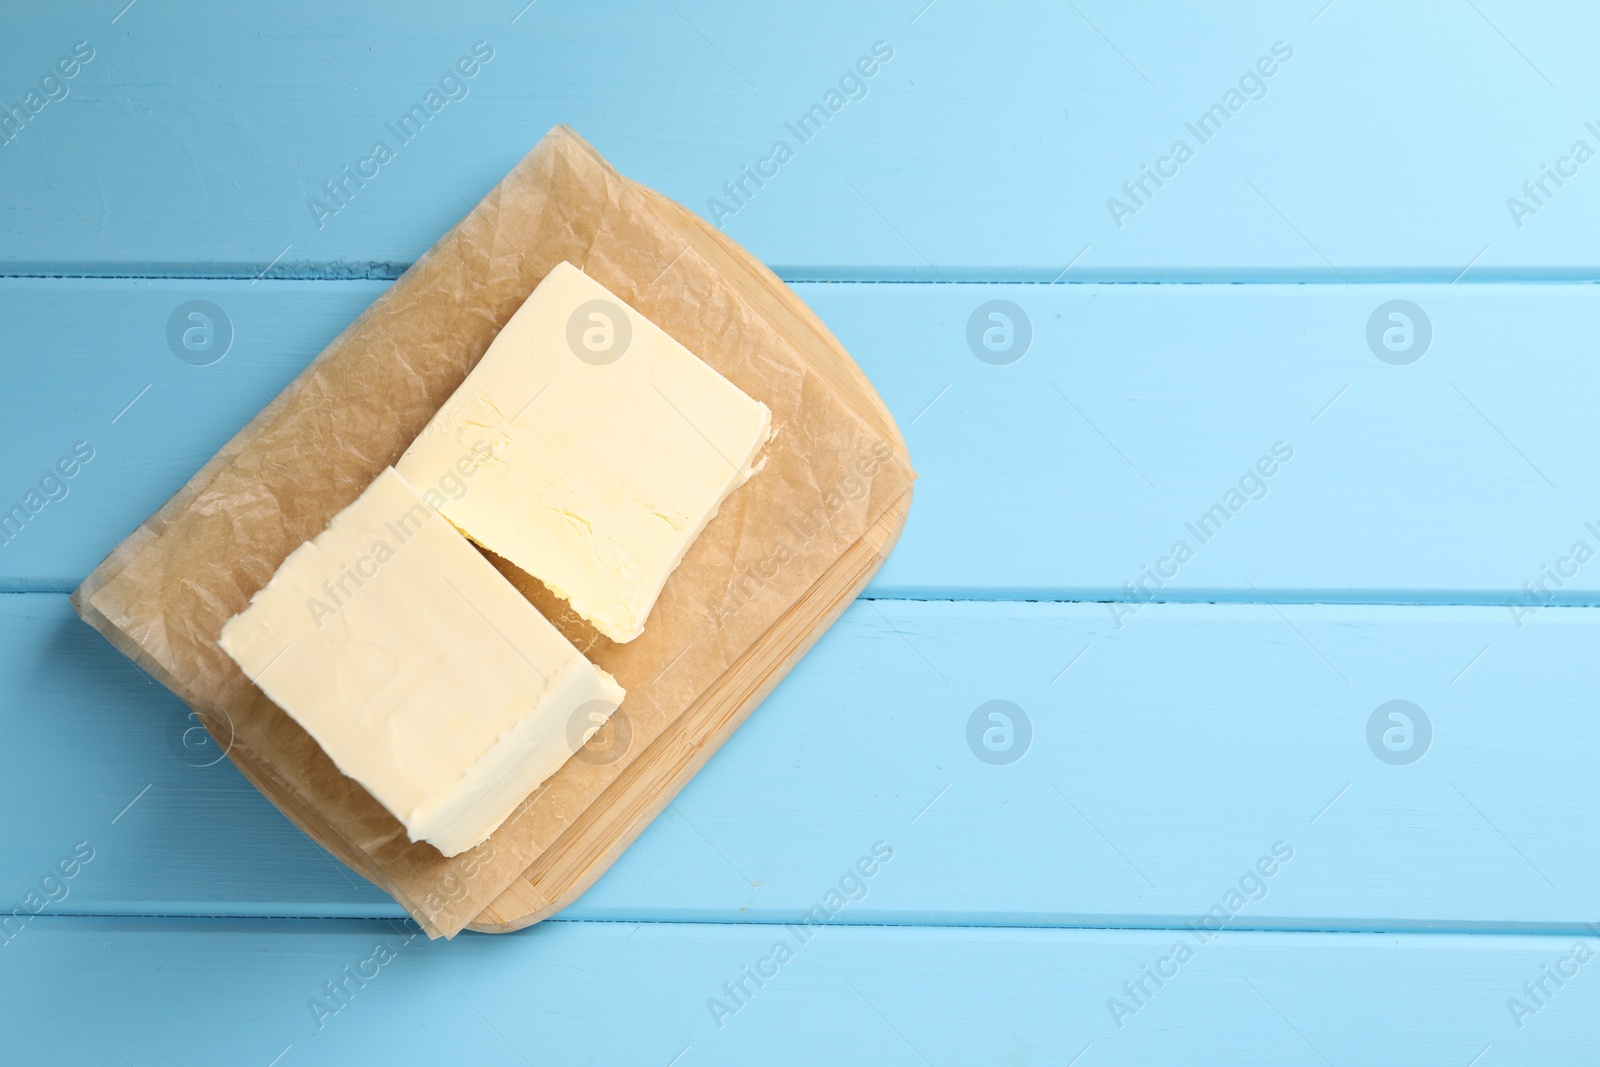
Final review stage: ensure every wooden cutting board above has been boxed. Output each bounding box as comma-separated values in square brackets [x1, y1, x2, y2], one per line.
[468, 188, 912, 931]
[69, 128, 913, 938]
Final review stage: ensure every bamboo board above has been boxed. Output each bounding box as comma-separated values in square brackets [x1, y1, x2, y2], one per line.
[66, 132, 913, 937]
[469, 188, 912, 930]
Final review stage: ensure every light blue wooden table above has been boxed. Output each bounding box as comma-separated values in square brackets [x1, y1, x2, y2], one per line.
[4, 1, 1598, 1063]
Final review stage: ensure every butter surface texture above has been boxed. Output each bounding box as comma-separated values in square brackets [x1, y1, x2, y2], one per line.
[218, 467, 625, 857]
[397, 261, 772, 643]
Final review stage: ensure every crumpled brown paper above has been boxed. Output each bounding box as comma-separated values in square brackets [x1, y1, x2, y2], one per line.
[71, 126, 915, 938]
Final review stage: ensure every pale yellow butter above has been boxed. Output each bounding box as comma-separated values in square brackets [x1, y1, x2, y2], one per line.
[218, 467, 625, 857]
[397, 261, 772, 643]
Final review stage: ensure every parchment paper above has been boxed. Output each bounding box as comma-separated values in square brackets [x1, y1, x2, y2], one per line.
[71, 126, 915, 938]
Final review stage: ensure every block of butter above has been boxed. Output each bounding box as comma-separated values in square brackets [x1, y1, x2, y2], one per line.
[218, 467, 625, 857]
[397, 261, 772, 643]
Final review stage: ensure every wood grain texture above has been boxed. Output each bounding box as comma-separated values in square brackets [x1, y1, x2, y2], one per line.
[6, 917, 1593, 1065]
[5, 279, 1599, 600]
[2, 1, 1597, 278]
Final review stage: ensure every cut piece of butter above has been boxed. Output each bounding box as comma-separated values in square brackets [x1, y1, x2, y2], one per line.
[218, 467, 625, 858]
[396, 261, 772, 644]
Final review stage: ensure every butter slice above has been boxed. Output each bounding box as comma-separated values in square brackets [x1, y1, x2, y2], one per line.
[218, 467, 625, 857]
[397, 261, 771, 643]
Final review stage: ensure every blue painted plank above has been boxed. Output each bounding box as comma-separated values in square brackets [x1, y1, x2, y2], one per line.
[0, 279, 346, 588]
[7, 593, 1597, 930]
[2, 1, 1598, 278]
[6, 3, 1596, 1062]
[6, 279, 1600, 604]
[3, 917, 1592, 1065]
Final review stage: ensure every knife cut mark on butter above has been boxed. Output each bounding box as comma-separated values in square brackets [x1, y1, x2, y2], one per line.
[398, 261, 772, 643]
